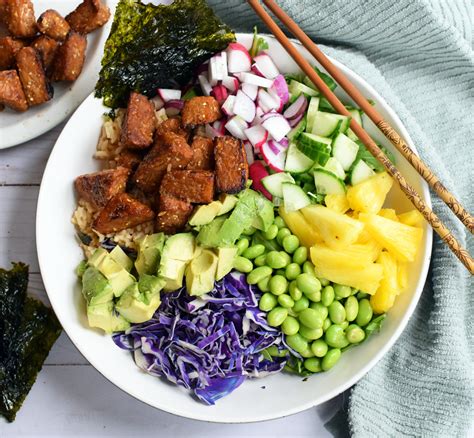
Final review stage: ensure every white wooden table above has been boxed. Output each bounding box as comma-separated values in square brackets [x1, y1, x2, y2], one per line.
[0, 125, 343, 437]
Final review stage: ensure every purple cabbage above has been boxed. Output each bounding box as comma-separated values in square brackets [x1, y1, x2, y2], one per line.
[113, 272, 286, 405]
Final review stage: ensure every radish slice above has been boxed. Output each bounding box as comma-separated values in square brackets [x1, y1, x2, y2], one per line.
[243, 141, 255, 165]
[251, 64, 264, 77]
[233, 90, 256, 123]
[242, 83, 258, 101]
[221, 95, 236, 116]
[241, 72, 274, 88]
[208, 53, 228, 84]
[289, 113, 304, 127]
[268, 88, 284, 112]
[279, 137, 289, 148]
[227, 42, 251, 73]
[205, 124, 221, 139]
[283, 94, 308, 119]
[261, 141, 287, 172]
[249, 161, 272, 199]
[244, 124, 268, 149]
[225, 116, 248, 140]
[258, 89, 281, 113]
[222, 75, 239, 93]
[211, 84, 228, 103]
[213, 119, 225, 135]
[253, 53, 279, 79]
[151, 96, 164, 110]
[198, 74, 212, 96]
[253, 106, 265, 125]
[261, 110, 280, 122]
[271, 74, 289, 106]
[262, 114, 291, 141]
[157, 88, 182, 102]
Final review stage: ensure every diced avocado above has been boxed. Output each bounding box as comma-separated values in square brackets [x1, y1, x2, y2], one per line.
[87, 301, 130, 334]
[82, 266, 114, 306]
[216, 247, 238, 280]
[75, 260, 88, 278]
[109, 245, 133, 272]
[115, 275, 165, 323]
[160, 259, 187, 291]
[161, 233, 195, 261]
[96, 256, 135, 297]
[135, 233, 165, 276]
[88, 247, 108, 269]
[185, 249, 218, 296]
[251, 193, 274, 232]
[188, 201, 223, 227]
[197, 216, 228, 248]
[217, 194, 238, 215]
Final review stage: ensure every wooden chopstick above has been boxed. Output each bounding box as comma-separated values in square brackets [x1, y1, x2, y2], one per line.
[261, 0, 474, 236]
[247, 0, 474, 274]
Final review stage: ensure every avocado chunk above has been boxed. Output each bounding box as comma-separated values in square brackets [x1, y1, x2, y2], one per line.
[135, 233, 165, 275]
[109, 245, 133, 272]
[196, 216, 228, 248]
[185, 249, 218, 296]
[216, 247, 237, 280]
[159, 258, 188, 291]
[88, 247, 109, 269]
[82, 266, 114, 306]
[161, 233, 195, 261]
[188, 201, 223, 227]
[251, 193, 274, 232]
[116, 275, 165, 323]
[217, 194, 238, 215]
[95, 255, 135, 298]
[87, 301, 130, 334]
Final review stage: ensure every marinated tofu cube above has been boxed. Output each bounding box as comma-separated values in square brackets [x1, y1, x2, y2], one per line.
[214, 136, 249, 194]
[114, 151, 142, 171]
[37, 9, 70, 41]
[0, 0, 7, 23]
[74, 166, 130, 210]
[4, 0, 37, 38]
[51, 31, 87, 82]
[181, 96, 221, 127]
[66, 0, 110, 34]
[156, 193, 193, 235]
[0, 36, 25, 70]
[30, 35, 59, 71]
[0, 69, 28, 111]
[156, 116, 189, 139]
[161, 170, 215, 204]
[16, 47, 53, 106]
[120, 92, 156, 150]
[187, 135, 214, 170]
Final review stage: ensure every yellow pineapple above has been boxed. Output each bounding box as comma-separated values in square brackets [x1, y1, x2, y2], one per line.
[346, 172, 393, 214]
[379, 208, 399, 221]
[325, 193, 350, 214]
[359, 213, 423, 262]
[398, 209, 424, 227]
[301, 204, 364, 249]
[312, 241, 381, 266]
[370, 288, 396, 313]
[278, 206, 323, 247]
[397, 261, 408, 291]
[370, 251, 399, 313]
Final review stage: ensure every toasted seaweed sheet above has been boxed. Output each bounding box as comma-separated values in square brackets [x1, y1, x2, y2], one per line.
[95, 0, 235, 108]
[0, 263, 62, 422]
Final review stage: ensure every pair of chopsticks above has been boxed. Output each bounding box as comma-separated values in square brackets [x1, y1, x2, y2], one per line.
[247, 0, 474, 274]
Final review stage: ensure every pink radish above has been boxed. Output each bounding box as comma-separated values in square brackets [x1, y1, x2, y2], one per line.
[225, 116, 248, 140]
[208, 53, 228, 84]
[233, 90, 256, 123]
[251, 64, 264, 77]
[289, 113, 304, 127]
[198, 74, 212, 96]
[253, 53, 279, 79]
[257, 89, 281, 113]
[244, 124, 268, 149]
[227, 43, 251, 73]
[283, 94, 308, 119]
[261, 141, 287, 172]
[151, 96, 164, 110]
[270, 74, 289, 106]
[279, 137, 289, 148]
[243, 141, 255, 165]
[213, 119, 226, 135]
[242, 83, 258, 101]
[241, 72, 274, 88]
[249, 161, 272, 199]
[205, 124, 221, 139]
[262, 114, 291, 141]
[222, 76, 239, 93]
[253, 106, 265, 124]
[221, 95, 236, 116]
[157, 88, 182, 102]
[211, 84, 228, 103]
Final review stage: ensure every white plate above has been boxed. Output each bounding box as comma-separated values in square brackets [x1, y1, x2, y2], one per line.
[0, 0, 114, 149]
[37, 33, 432, 423]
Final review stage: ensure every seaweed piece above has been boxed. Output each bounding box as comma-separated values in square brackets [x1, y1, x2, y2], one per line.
[0, 263, 62, 422]
[95, 0, 235, 108]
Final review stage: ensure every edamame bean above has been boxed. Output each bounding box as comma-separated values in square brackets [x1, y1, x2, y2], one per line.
[242, 244, 265, 259]
[334, 284, 351, 299]
[344, 296, 359, 322]
[357, 292, 368, 300]
[274, 216, 286, 229]
[266, 345, 287, 357]
[278, 294, 294, 309]
[339, 321, 349, 329]
[266, 251, 287, 269]
[276, 227, 291, 245]
[257, 276, 270, 292]
[269, 275, 288, 296]
[321, 285, 335, 307]
[242, 226, 257, 235]
[306, 291, 321, 302]
[292, 246, 308, 265]
[321, 348, 341, 371]
[299, 308, 324, 329]
[319, 277, 330, 287]
[254, 254, 267, 267]
[259, 293, 277, 311]
[325, 324, 349, 348]
[279, 251, 291, 267]
[323, 317, 331, 331]
[304, 357, 322, 372]
[236, 238, 249, 255]
[285, 333, 309, 354]
[247, 266, 272, 284]
[302, 261, 316, 276]
[263, 224, 279, 240]
[350, 288, 359, 296]
[292, 296, 310, 313]
[346, 324, 366, 343]
[267, 307, 288, 327]
[289, 281, 303, 301]
[233, 256, 253, 273]
[310, 302, 329, 320]
[356, 299, 373, 327]
[311, 339, 328, 357]
[328, 301, 346, 324]
[275, 269, 286, 276]
[282, 235, 299, 254]
[299, 324, 323, 340]
[281, 316, 299, 335]
[285, 263, 301, 280]
[296, 273, 321, 296]
[300, 346, 315, 358]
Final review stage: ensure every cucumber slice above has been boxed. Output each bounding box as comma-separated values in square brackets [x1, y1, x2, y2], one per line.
[347, 109, 362, 141]
[322, 157, 346, 180]
[297, 133, 332, 165]
[332, 133, 359, 170]
[288, 80, 319, 98]
[313, 169, 346, 195]
[282, 183, 311, 212]
[287, 117, 306, 141]
[305, 97, 320, 133]
[285, 142, 314, 174]
[311, 111, 351, 137]
[303, 67, 337, 91]
[261, 172, 295, 198]
[350, 159, 375, 185]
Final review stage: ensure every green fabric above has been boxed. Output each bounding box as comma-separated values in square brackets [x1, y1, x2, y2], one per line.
[207, 0, 474, 435]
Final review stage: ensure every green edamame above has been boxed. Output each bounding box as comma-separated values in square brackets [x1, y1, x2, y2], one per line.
[257, 276, 270, 292]
[321, 285, 335, 307]
[267, 306, 288, 327]
[334, 284, 352, 299]
[276, 227, 291, 245]
[266, 345, 287, 357]
[266, 251, 287, 269]
[278, 294, 294, 309]
[233, 256, 253, 273]
[357, 292, 368, 300]
[236, 238, 249, 255]
[298, 308, 324, 329]
[300, 346, 315, 358]
[339, 321, 349, 329]
[289, 281, 303, 301]
[275, 269, 286, 276]
[263, 224, 279, 240]
[299, 324, 323, 340]
[242, 244, 265, 259]
[281, 315, 299, 335]
[325, 324, 349, 348]
[356, 299, 373, 326]
[285, 333, 309, 354]
[328, 301, 346, 324]
[269, 275, 288, 296]
[318, 277, 330, 286]
[247, 266, 272, 284]
[323, 317, 332, 331]
[304, 357, 322, 372]
[302, 261, 316, 276]
[346, 324, 365, 343]
[321, 348, 341, 371]
[285, 263, 301, 280]
[306, 291, 321, 302]
[292, 296, 310, 313]
[296, 273, 321, 296]
[242, 226, 257, 235]
[310, 302, 328, 320]
[273, 216, 286, 229]
[292, 246, 308, 265]
[344, 296, 359, 322]
[282, 235, 299, 254]
[311, 339, 328, 357]
[279, 251, 291, 267]
[254, 254, 267, 267]
[259, 293, 277, 311]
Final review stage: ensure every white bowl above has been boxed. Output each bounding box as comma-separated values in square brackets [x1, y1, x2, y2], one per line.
[37, 33, 432, 423]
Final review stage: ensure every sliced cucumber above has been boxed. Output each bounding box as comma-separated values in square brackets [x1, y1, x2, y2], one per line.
[313, 169, 346, 195]
[261, 172, 295, 198]
[288, 80, 319, 98]
[311, 111, 351, 137]
[305, 97, 320, 133]
[297, 133, 332, 165]
[350, 159, 375, 185]
[322, 157, 346, 180]
[332, 133, 359, 170]
[303, 67, 337, 91]
[285, 142, 314, 174]
[287, 117, 306, 141]
[347, 109, 362, 141]
[282, 183, 311, 212]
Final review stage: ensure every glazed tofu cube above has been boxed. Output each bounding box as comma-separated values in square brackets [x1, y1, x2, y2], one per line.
[160, 170, 215, 204]
[4, 0, 37, 38]
[0, 69, 28, 111]
[156, 193, 193, 235]
[30, 35, 59, 71]
[0, 36, 24, 70]
[181, 96, 221, 127]
[66, 0, 110, 34]
[156, 116, 189, 140]
[51, 31, 87, 82]
[37, 9, 70, 41]
[214, 136, 248, 194]
[187, 135, 214, 170]
[114, 151, 142, 171]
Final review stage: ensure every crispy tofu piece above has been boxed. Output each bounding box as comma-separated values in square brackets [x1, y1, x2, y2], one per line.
[51, 31, 87, 82]
[4, 0, 37, 38]
[120, 92, 156, 150]
[16, 46, 53, 106]
[0, 69, 28, 111]
[187, 135, 214, 170]
[37, 9, 70, 41]
[0, 0, 7, 23]
[74, 166, 130, 210]
[214, 136, 249, 194]
[181, 96, 221, 127]
[30, 35, 59, 71]
[0, 36, 24, 70]
[133, 132, 193, 193]
[93, 193, 154, 234]
[114, 151, 142, 170]
[156, 193, 193, 234]
[161, 170, 215, 204]
[156, 116, 189, 139]
[66, 0, 110, 34]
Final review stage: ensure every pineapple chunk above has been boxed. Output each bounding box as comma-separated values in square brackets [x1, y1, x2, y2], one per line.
[371, 251, 398, 313]
[379, 209, 399, 221]
[347, 172, 393, 214]
[370, 288, 396, 313]
[310, 245, 383, 295]
[397, 261, 408, 290]
[278, 206, 323, 247]
[398, 209, 424, 227]
[312, 241, 381, 265]
[301, 205, 364, 249]
[325, 194, 350, 214]
[359, 213, 423, 262]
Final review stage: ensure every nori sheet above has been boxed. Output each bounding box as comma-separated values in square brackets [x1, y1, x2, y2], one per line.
[0, 263, 62, 422]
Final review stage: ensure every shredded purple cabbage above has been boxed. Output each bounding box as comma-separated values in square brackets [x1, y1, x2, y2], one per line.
[113, 272, 286, 404]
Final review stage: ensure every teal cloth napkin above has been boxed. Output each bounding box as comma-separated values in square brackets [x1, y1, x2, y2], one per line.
[207, 0, 474, 435]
